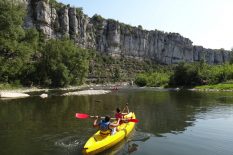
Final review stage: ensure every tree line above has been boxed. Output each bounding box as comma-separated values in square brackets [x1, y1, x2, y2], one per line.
[135, 62, 233, 88]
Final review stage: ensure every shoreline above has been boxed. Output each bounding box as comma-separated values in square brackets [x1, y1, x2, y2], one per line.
[189, 88, 233, 92]
[0, 83, 125, 93]
[1, 83, 233, 95]
[0, 86, 84, 93]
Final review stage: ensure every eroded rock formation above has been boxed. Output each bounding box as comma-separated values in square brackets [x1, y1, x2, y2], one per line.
[20, 0, 232, 64]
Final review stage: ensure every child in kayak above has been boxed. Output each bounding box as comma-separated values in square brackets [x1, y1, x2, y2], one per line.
[93, 115, 120, 136]
[115, 104, 129, 123]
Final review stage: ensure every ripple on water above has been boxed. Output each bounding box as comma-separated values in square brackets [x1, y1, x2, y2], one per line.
[54, 135, 86, 154]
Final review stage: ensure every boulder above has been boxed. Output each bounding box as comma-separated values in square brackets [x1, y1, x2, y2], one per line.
[40, 93, 48, 98]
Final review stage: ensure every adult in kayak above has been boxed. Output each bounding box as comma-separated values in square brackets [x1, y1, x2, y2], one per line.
[93, 115, 121, 136]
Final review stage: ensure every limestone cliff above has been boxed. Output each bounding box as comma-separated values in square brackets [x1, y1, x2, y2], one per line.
[20, 0, 232, 64]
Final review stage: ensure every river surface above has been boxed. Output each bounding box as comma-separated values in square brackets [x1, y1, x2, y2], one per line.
[1, 88, 233, 155]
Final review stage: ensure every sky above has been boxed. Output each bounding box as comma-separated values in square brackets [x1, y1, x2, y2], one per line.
[58, 0, 233, 50]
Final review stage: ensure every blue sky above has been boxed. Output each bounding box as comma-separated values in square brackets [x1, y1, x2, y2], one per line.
[58, 0, 233, 50]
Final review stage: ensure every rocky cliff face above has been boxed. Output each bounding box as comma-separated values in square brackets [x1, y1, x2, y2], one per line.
[21, 0, 232, 64]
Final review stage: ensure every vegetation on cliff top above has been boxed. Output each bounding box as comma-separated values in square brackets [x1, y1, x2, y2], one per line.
[49, 0, 64, 10]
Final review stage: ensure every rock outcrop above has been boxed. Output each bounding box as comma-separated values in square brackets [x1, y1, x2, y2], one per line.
[21, 0, 232, 64]
[0, 92, 29, 98]
[62, 90, 111, 96]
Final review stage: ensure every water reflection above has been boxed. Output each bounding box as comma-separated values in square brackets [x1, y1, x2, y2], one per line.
[131, 90, 233, 135]
[1, 89, 233, 155]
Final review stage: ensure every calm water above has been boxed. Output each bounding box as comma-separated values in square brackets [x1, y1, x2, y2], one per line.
[0, 88, 233, 155]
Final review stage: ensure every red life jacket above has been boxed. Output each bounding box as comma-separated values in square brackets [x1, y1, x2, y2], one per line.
[115, 112, 125, 124]
[115, 113, 123, 119]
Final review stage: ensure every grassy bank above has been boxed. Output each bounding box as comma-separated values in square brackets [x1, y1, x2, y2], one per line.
[195, 82, 233, 90]
[0, 83, 23, 90]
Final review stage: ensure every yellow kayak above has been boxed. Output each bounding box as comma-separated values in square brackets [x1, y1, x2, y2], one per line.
[82, 112, 136, 155]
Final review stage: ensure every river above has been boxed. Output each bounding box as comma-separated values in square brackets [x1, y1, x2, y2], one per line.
[0, 88, 233, 155]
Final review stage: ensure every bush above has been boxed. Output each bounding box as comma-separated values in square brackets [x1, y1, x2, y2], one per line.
[49, 0, 64, 10]
[135, 74, 147, 87]
[76, 7, 83, 16]
[147, 72, 170, 87]
[169, 63, 202, 86]
[135, 72, 170, 87]
[169, 62, 233, 87]
[135, 62, 233, 88]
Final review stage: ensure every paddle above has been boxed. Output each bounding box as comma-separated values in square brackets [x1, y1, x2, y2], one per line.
[122, 103, 129, 114]
[75, 113, 139, 123]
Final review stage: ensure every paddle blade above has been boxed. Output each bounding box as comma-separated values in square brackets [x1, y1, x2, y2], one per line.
[75, 113, 89, 119]
[128, 119, 139, 123]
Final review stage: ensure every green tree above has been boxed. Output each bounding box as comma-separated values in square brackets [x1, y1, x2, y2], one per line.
[0, 0, 35, 84]
[113, 67, 121, 82]
[36, 39, 89, 87]
[135, 74, 147, 87]
[169, 63, 202, 86]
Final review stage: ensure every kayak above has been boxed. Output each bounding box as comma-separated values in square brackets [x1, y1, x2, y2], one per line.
[82, 112, 136, 155]
[82, 112, 136, 154]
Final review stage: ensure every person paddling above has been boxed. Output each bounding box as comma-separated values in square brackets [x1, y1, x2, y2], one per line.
[115, 103, 129, 123]
[93, 115, 121, 136]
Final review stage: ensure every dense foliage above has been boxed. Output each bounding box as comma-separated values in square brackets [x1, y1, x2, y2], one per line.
[32, 39, 89, 87]
[169, 62, 233, 87]
[88, 52, 160, 84]
[0, 0, 89, 88]
[169, 62, 203, 86]
[0, 0, 32, 84]
[135, 62, 233, 88]
[0, 0, 155, 88]
[135, 72, 170, 87]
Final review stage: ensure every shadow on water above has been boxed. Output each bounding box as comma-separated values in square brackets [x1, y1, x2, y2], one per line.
[99, 130, 151, 155]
